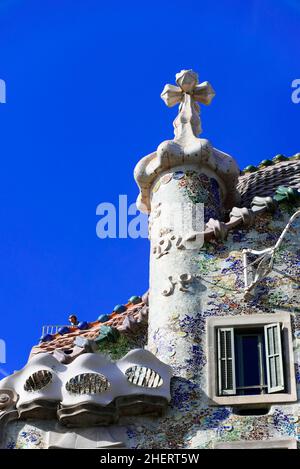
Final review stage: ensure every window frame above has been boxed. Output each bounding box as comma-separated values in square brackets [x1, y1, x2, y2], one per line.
[235, 329, 267, 395]
[207, 312, 297, 406]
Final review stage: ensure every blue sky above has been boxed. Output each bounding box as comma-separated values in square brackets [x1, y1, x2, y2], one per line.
[0, 0, 299, 375]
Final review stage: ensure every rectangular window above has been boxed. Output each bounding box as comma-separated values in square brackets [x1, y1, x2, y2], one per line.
[217, 323, 284, 397]
[207, 313, 296, 405]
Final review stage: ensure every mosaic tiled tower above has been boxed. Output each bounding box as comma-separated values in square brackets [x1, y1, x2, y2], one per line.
[134, 70, 240, 379]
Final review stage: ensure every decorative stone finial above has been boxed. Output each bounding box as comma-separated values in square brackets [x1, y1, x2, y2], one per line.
[135, 70, 239, 213]
[160, 69, 215, 139]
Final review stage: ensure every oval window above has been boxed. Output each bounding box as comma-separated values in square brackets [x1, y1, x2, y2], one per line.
[24, 370, 53, 392]
[125, 366, 163, 388]
[65, 373, 110, 395]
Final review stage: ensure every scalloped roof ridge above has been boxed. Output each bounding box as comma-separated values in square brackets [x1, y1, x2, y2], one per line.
[238, 155, 300, 208]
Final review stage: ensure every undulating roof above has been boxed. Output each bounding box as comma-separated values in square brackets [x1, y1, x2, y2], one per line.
[237, 154, 300, 208]
[30, 293, 148, 359]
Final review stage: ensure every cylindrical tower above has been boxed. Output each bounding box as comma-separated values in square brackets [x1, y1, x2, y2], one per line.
[134, 70, 240, 380]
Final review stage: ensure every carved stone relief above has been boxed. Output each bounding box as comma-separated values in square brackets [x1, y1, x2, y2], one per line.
[162, 274, 193, 296]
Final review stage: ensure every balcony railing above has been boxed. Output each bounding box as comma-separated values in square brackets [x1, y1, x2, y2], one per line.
[41, 325, 70, 337]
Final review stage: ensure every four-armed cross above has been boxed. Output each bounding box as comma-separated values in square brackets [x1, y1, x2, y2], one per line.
[160, 69, 215, 139]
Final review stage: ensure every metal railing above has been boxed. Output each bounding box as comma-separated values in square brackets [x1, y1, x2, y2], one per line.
[41, 325, 69, 337]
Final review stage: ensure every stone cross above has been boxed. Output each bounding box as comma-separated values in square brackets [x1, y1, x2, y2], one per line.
[160, 69, 215, 138]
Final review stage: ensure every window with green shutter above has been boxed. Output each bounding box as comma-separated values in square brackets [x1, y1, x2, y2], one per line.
[264, 323, 284, 393]
[217, 328, 236, 395]
[217, 323, 285, 396]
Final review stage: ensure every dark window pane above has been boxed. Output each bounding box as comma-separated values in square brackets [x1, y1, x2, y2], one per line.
[242, 336, 260, 386]
[235, 331, 266, 395]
